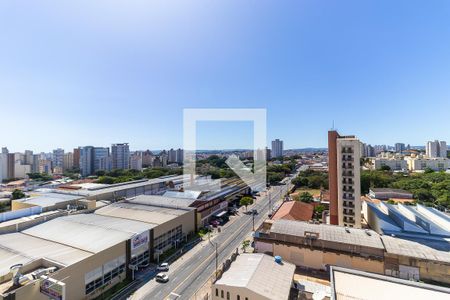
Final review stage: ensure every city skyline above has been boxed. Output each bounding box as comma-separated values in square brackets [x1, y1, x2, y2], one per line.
[1, 1, 450, 151]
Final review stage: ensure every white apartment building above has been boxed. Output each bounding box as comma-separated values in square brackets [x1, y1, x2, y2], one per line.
[371, 158, 408, 171]
[426, 140, 447, 158]
[271, 139, 284, 158]
[130, 152, 143, 171]
[405, 156, 449, 172]
[337, 137, 362, 228]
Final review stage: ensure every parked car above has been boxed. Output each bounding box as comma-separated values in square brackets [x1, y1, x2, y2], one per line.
[251, 209, 258, 215]
[156, 273, 169, 283]
[157, 263, 169, 271]
[210, 220, 220, 227]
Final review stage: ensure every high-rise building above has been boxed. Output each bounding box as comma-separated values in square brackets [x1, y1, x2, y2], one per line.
[426, 140, 447, 158]
[168, 148, 177, 163]
[73, 148, 81, 170]
[0, 148, 8, 182]
[439, 141, 447, 158]
[39, 159, 52, 174]
[363, 144, 375, 157]
[94, 147, 110, 173]
[142, 150, 154, 167]
[79, 146, 94, 177]
[271, 139, 284, 158]
[395, 143, 405, 154]
[176, 148, 184, 164]
[63, 152, 74, 171]
[130, 152, 143, 171]
[31, 154, 40, 173]
[52, 148, 65, 171]
[24, 150, 34, 165]
[111, 143, 130, 170]
[328, 130, 362, 228]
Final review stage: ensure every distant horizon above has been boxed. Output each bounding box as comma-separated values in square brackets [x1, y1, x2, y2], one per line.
[1, 145, 433, 155]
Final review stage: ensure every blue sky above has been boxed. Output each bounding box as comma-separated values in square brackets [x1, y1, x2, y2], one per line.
[1, 1, 450, 152]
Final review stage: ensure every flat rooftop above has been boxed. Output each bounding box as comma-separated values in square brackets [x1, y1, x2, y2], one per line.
[128, 195, 196, 210]
[95, 200, 193, 226]
[331, 266, 450, 300]
[13, 192, 85, 208]
[215, 254, 295, 300]
[55, 175, 187, 197]
[270, 220, 384, 249]
[0, 232, 92, 277]
[381, 235, 450, 263]
[23, 214, 153, 253]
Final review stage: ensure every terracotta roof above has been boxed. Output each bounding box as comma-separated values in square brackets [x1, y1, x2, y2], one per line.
[272, 201, 314, 222]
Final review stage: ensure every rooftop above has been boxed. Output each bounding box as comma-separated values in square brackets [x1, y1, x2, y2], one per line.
[271, 201, 314, 222]
[127, 194, 196, 210]
[163, 190, 202, 200]
[270, 219, 384, 249]
[13, 192, 85, 208]
[381, 235, 450, 263]
[55, 175, 187, 197]
[331, 266, 450, 300]
[215, 254, 295, 300]
[95, 200, 193, 226]
[23, 214, 153, 253]
[0, 232, 92, 277]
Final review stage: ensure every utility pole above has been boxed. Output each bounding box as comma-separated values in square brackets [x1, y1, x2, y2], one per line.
[252, 212, 255, 231]
[215, 243, 218, 281]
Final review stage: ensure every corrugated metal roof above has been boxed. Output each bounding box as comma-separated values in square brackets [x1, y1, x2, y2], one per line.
[0, 233, 92, 276]
[14, 192, 84, 208]
[23, 214, 152, 253]
[270, 219, 384, 249]
[95, 201, 190, 225]
[381, 235, 450, 263]
[128, 195, 195, 209]
[215, 254, 295, 300]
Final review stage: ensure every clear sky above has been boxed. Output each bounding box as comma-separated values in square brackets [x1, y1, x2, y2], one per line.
[1, 1, 450, 152]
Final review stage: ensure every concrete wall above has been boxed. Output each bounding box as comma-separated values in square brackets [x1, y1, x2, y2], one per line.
[212, 285, 271, 300]
[4, 242, 127, 300]
[266, 243, 384, 275]
[385, 253, 450, 285]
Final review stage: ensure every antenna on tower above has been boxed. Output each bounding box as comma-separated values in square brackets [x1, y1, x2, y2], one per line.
[332, 120, 335, 130]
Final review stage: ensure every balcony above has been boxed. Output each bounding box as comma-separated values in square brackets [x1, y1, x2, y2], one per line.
[342, 157, 353, 162]
[343, 195, 355, 201]
[342, 148, 354, 154]
[342, 171, 354, 177]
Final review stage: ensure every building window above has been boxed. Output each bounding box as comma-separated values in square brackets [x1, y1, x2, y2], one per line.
[237, 296, 240, 300]
[221, 290, 224, 298]
[227, 292, 230, 300]
[216, 288, 219, 297]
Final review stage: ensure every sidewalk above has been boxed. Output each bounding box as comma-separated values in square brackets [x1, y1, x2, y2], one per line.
[129, 193, 266, 300]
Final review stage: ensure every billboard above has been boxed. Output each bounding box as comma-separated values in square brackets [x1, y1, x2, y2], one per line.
[131, 231, 149, 251]
[40, 276, 65, 300]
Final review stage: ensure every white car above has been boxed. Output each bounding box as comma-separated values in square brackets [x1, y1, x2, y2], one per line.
[156, 273, 169, 283]
[157, 263, 169, 271]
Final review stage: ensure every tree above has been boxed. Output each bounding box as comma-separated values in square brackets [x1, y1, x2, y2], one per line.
[313, 204, 325, 219]
[11, 189, 25, 200]
[239, 196, 254, 211]
[242, 240, 250, 253]
[380, 165, 391, 171]
[298, 192, 314, 203]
